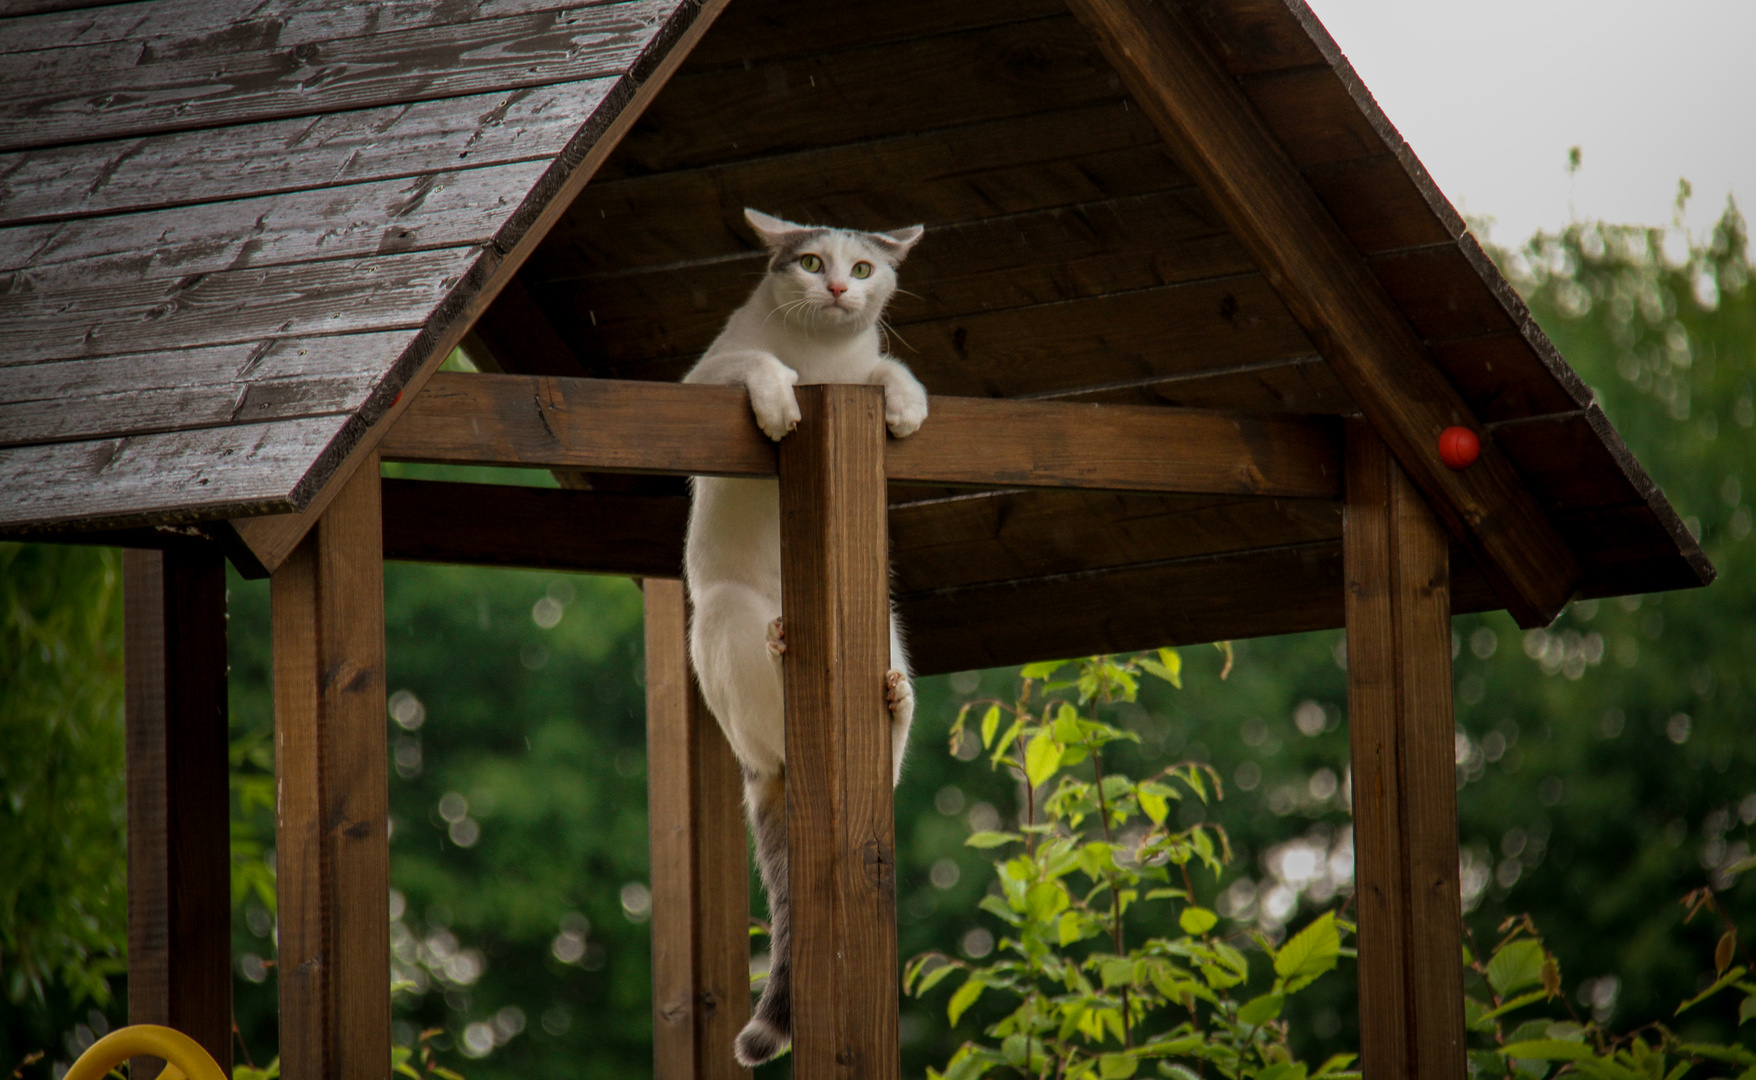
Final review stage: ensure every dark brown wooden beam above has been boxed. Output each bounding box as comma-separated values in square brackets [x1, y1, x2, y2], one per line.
[1343, 424, 1466, 1080]
[1062, 0, 1581, 626]
[380, 372, 1342, 499]
[778, 386, 899, 1078]
[272, 454, 391, 1080]
[381, 479, 688, 577]
[645, 579, 753, 1080]
[123, 544, 232, 1078]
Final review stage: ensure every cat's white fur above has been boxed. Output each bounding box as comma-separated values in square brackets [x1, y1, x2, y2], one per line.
[683, 209, 926, 782]
[681, 209, 927, 1066]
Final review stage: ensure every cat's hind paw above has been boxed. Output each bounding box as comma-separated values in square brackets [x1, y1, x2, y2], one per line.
[885, 669, 914, 718]
[766, 618, 787, 657]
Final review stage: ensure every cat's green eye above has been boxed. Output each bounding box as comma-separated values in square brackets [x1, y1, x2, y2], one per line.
[798, 253, 823, 273]
[851, 261, 873, 279]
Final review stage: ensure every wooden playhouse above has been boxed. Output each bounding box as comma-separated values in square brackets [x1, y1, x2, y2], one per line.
[0, 0, 1712, 1077]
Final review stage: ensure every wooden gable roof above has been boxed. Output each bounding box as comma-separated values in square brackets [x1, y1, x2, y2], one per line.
[0, 0, 713, 531]
[0, 0, 1712, 645]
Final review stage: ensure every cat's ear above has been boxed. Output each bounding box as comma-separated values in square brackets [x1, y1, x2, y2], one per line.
[873, 224, 925, 263]
[744, 208, 813, 249]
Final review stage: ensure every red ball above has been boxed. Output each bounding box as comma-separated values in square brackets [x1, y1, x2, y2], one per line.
[1438, 426, 1481, 470]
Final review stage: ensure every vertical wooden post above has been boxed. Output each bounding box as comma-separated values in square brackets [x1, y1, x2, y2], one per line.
[777, 384, 899, 1080]
[645, 578, 753, 1080]
[124, 544, 233, 1077]
[272, 455, 391, 1080]
[1344, 422, 1466, 1080]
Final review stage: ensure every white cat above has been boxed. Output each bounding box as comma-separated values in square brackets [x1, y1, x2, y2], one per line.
[682, 208, 927, 1066]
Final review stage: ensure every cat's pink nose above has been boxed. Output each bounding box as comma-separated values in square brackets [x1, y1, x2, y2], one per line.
[827, 282, 847, 298]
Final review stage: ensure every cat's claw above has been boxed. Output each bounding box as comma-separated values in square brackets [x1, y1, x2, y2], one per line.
[766, 618, 787, 657]
[885, 669, 914, 717]
[748, 371, 802, 441]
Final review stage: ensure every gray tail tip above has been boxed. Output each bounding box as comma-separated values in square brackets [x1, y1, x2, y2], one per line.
[734, 1016, 791, 1067]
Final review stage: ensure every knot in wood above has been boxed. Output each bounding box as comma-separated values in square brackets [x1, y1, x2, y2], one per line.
[860, 837, 894, 889]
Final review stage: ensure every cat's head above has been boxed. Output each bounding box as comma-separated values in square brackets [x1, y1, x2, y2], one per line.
[744, 208, 924, 332]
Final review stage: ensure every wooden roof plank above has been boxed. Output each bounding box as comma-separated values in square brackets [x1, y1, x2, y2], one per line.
[2, 161, 550, 283]
[0, 80, 615, 226]
[0, 332, 409, 448]
[1065, 0, 1582, 625]
[0, 0, 673, 151]
[677, 0, 1066, 72]
[0, 415, 347, 531]
[1, 246, 480, 365]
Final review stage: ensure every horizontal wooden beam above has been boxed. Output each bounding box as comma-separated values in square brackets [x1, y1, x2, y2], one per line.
[380, 372, 1341, 499]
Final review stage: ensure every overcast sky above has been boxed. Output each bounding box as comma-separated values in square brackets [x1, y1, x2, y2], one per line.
[1301, 0, 1756, 245]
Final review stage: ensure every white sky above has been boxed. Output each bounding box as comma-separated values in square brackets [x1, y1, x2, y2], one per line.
[1301, 0, 1756, 245]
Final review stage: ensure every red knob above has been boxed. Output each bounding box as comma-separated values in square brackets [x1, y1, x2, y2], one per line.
[1438, 426, 1480, 470]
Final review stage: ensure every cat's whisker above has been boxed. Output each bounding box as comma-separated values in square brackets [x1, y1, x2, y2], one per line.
[879, 316, 918, 353]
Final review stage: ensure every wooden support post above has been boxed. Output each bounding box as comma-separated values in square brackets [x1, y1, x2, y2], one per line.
[124, 544, 232, 1077]
[645, 578, 754, 1080]
[272, 455, 391, 1080]
[1344, 423, 1466, 1080]
[777, 385, 899, 1080]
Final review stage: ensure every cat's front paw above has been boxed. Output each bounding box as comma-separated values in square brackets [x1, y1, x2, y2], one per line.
[747, 369, 801, 441]
[884, 391, 928, 439]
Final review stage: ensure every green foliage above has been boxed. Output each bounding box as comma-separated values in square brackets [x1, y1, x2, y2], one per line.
[0, 545, 126, 1021]
[910, 655, 1356, 1080]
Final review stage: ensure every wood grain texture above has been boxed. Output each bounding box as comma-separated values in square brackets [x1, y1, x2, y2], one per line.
[382, 478, 687, 576]
[124, 544, 232, 1079]
[644, 579, 752, 1080]
[0, 81, 614, 225]
[1063, 0, 1581, 626]
[0, 415, 347, 532]
[216, 0, 732, 577]
[1343, 423, 1466, 1080]
[0, 0, 674, 151]
[381, 372, 1341, 497]
[2, 246, 477, 366]
[0, 333, 407, 449]
[777, 385, 898, 1080]
[271, 455, 390, 1080]
[678, 0, 1066, 72]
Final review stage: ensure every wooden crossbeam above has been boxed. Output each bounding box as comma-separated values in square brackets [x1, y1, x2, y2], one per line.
[1062, 0, 1581, 626]
[379, 372, 1341, 499]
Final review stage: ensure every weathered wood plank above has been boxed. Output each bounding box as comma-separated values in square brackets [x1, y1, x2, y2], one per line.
[1064, 0, 1582, 625]
[679, 0, 1065, 72]
[2, 161, 549, 283]
[777, 385, 898, 1080]
[1237, 64, 1385, 168]
[1035, 354, 1355, 414]
[1365, 244, 1520, 343]
[533, 101, 1176, 280]
[644, 578, 753, 1080]
[0, 415, 344, 531]
[380, 372, 1343, 498]
[1, 246, 476, 365]
[0, 1, 673, 151]
[124, 544, 232, 1079]
[0, 0, 119, 18]
[0, 0, 621, 56]
[583, 274, 1316, 401]
[1343, 423, 1466, 1080]
[1427, 334, 1589, 423]
[596, 15, 1121, 179]
[1180, 0, 1328, 78]
[0, 333, 408, 448]
[0, 81, 614, 226]
[216, 0, 732, 578]
[382, 478, 688, 576]
[272, 455, 390, 1080]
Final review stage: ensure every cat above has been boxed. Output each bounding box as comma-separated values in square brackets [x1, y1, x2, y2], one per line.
[681, 208, 927, 1066]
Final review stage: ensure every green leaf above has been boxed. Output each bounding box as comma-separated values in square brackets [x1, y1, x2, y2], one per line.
[1474, 989, 1549, 1025]
[1099, 1053, 1139, 1079]
[1312, 1053, 1359, 1077]
[1179, 907, 1219, 935]
[1139, 787, 1169, 826]
[1678, 965, 1748, 1015]
[1021, 660, 1070, 680]
[1498, 1040, 1594, 1061]
[948, 975, 986, 1026]
[1024, 732, 1065, 789]
[916, 961, 963, 997]
[966, 831, 1022, 848]
[1486, 939, 1547, 997]
[1740, 993, 1756, 1025]
[1256, 1064, 1308, 1080]
[980, 704, 1001, 749]
[1059, 911, 1087, 946]
[1274, 912, 1341, 992]
[1237, 993, 1284, 1026]
[1026, 881, 1071, 922]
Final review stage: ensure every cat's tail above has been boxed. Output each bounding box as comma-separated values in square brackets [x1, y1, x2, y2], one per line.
[736, 769, 792, 1067]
